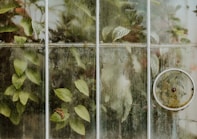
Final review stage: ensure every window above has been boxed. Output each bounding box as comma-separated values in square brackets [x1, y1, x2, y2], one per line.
[0, 0, 197, 139]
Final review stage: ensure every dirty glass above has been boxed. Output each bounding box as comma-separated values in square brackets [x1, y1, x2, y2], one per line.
[48, 0, 96, 138]
[49, 46, 96, 139]
[151, 0, 197, 44]
[151, 1, 197, 138]
[100, 46, 147, 139]
[100, 0, 147, 138]
[0, 0, 45, 138]
[100, 0, 147, 43]
[1, 0, 197, 139]
[48, 0, 96, 43]
[0, 0, 45, 43]
[0, 46, 45, 139]
[151, 47, 197, 139]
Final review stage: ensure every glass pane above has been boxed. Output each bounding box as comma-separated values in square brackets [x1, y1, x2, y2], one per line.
[151, 46, 197, 139]
[151, 0, 197, 44]
[48, 0, 96, 43]
[100, 0, 147, 43]
[0, 46, 45, 138]
[49, 45, 96, 138]
[100, 0, 147, 137]
[100, 46, 147, 139]
[0, 0, 45, 43]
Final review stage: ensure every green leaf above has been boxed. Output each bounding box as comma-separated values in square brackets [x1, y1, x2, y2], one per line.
[26, 69, 41, 85]
[102, 26, 114, 41]
[150, 54, 159, 78]
[20, 17, 33, 36]
[16, 102, 25, 115]
[0, 4, 16, 14]
[4, 85, 16, 96]
[50, 112, 62, 122]
[32, 21, 44, 40]
[19, 91, 29, 105]
[14, 59, 27, 76]
[180, 38, 190, 43]
[71, 48, 86, 70]
[55, 121, 68, 130]
[73, 1, 95, 20]
[74, 105, 90, 122]
[112, 26, 130, 41]
[54, 88, 72, 103]
[69, 118, 85, 135]
[29, 93, 39, 103]
[0, 26, 18, 33]
[14, 36, 27, 44]
[74, 79, 89, 97]
[24, 50, 40, 66]
[50, 109, 69, 122]
[12, 91, 19, 102]
[10, 111, 21, 125]
[12, 74, 26, 89]
[0, 103, 11, 117]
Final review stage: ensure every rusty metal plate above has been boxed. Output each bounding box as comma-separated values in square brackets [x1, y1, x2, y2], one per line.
[153, 68, 195, 111]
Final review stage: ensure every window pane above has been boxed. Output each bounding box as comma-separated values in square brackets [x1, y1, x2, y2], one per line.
[100, 0, 147, 43]
[151, 46, 197, 139]
[0, 46, 45, 138]
[49, 45, 96, 138]
[48, 0, 96, 43]
[0, 0, 45, 43]
[100, 46, 147, 139]
[100, 0, 147, 138]
[151, 0, 197, 44]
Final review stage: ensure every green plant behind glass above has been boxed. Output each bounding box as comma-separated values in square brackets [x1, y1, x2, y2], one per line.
[0, 48, 43, 125]
[49, 0, 96, 43]
[151, 0, 190, 43]
[100, 0, 146, 43]
[50, 48, 95, 136]
[0, 0, 45, 43]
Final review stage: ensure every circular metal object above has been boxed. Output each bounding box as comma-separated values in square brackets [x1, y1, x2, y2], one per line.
[153, 68, 195, 111]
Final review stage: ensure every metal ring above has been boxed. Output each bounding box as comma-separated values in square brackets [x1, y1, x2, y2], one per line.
[153, 68, 195, 111]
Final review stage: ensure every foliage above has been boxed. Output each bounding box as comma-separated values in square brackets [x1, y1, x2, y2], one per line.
[151, 0, 190, 43]
[100, 0, 146, 42]
[0, 0, 45, 43]
[50, 47, 95, 136]
[49, 0, 96, 42]
[49, 0, 146, 43]
[0, 48, 43, 125]
[100, 48, 147, 138]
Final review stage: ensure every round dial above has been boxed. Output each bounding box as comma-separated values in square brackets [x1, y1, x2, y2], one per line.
[153, 68, 195, 111]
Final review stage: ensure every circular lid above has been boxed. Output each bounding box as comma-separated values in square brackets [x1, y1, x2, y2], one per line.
[153, 68, 195, 111]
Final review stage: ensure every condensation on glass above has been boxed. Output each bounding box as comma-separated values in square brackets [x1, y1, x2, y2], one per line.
[151, 47, 197, 139]
[0, 0, 45, 138]
[100, 46, 147, 139]
[49, 46, 96, 139]
[48, 0, 96, 138]
[48, 0, 96, 43]
[151, 0, 197, 44]
[0, 46, 45, 139]
[99, 0, 147, 138]
[151, 0, 197, 139]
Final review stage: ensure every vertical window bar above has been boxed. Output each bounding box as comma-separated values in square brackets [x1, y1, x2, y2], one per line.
[147, 0, 151, 139]
[96, 0, 100, 139]
[45, 0, 49, 138]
